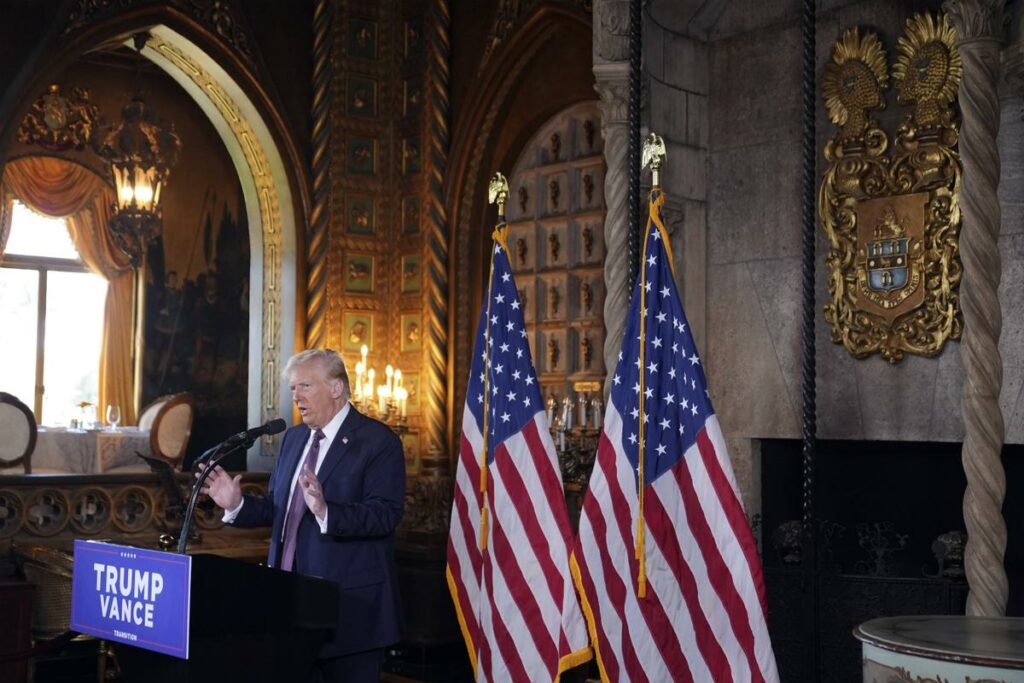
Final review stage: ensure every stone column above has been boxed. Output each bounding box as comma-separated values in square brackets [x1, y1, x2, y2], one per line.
[944, 0, 1008, 617]
[594, 0, 631, 395]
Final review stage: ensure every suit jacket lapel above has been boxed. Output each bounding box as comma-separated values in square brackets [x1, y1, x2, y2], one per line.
[316, 406, 365, 483]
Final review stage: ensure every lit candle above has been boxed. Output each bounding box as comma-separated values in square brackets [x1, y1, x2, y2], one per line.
[366, 368, 375, 405]
[562, 396, 573, 430]
[396, 387, 408, 418]
[578, 394, 588, 429]
[385, 365, 394, 394]
[354, 361, 364, 399]
[361, 344, 368, 368]
[545, 395, 556, 424]
[394, 369, 402, 389]
[377, 384, 390, 415]
[592, 398, 603, 430]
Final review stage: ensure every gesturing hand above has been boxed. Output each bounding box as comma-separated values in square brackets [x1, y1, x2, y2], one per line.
[298, 464, 326, 520]
[197, 463, 242, 511]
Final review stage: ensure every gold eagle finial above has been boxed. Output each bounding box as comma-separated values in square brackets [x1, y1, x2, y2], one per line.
[642, 132, 666, 187]
[488, 172, 509, 218]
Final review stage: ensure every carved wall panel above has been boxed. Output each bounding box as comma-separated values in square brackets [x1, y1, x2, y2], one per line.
[507, 101, 606, 409]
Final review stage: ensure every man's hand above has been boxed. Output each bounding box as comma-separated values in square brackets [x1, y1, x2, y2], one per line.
[197, 463, 242, 511]
[298, 464, 326, 520]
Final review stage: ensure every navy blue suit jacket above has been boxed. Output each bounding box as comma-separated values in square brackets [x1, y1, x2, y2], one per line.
[231, 407, 405, 657]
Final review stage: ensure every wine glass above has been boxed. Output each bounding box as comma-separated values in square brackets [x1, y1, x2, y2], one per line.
[106, 404, 122, 432]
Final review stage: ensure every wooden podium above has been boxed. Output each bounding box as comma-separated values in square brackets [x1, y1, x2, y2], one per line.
[71, 543, 338, 683]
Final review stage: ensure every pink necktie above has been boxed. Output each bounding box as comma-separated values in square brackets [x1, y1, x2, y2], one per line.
[279, 429, 325, 571]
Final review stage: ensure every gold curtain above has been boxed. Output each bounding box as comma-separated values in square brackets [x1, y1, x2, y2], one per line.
[2, 156, 137, 424]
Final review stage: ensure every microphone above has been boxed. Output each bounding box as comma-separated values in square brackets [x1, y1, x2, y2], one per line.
[224, 418, 288, 445]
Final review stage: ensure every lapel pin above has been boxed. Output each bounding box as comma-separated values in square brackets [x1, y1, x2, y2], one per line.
[342, 437, 349, 444]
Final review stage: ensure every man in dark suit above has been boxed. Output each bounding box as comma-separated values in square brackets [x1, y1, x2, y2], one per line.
[201, 348, 405, 682]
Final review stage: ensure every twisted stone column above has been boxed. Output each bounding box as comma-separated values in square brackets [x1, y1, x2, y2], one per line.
[306, 0, 333, 349]
[595, 62, 630, 396]
[944, 0, 1007, 617]
[420, 0, 451, 479]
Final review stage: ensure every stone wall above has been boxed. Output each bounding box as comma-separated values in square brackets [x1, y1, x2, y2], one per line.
[646, 0, 1024, 513]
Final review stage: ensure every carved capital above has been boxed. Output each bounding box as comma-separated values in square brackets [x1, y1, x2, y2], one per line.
[593, 62, 630, 125]
[594, 0, 629, 62]
[943, 0, 1006, 43]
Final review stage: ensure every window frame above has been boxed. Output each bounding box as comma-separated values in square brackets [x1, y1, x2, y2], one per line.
[0, 251, 96, 421]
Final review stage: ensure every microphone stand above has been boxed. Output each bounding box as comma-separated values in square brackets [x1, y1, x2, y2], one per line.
[176, 435, 255, 554]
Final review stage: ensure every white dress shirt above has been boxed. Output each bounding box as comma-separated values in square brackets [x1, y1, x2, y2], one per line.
[223, 402, 351, 536]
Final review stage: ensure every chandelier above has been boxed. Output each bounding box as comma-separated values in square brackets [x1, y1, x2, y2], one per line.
[93, 33, 181, 266]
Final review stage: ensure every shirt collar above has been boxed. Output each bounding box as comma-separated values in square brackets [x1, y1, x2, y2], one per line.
[316, 401, 350, 445]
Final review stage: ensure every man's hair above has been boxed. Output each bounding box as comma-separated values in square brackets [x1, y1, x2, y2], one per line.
[283, 349, 350, 398]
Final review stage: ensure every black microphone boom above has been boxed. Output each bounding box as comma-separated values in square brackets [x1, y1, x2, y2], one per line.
[177, 418, 288, 554]
[225, 418, 288, 445]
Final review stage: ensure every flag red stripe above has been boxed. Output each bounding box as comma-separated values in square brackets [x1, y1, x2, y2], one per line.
[586, 436, 655, 680]
[445, 543, 481, 655]
[481, 544, 531, 682]
[483, 475, 540, 683]
[646, 482, 731, 679]
[578, 493, 625, 680]
[489, 507, 560, 675]
[521, 419, 575, 545]
[668, 453, 763, 682]
[696, 429, 769, 612]
[459, 431, 484, 510]
[494, 438, 565, 605]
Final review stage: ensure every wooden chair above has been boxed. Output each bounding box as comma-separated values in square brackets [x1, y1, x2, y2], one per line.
[0, 392, 37, 474]
[149, 392, 196, 467]
[137, 394, 171, 431]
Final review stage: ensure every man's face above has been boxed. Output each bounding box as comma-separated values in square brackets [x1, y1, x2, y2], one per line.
[288, 361, 344, 429]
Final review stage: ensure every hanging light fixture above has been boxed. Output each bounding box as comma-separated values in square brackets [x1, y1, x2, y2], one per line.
[94, 32, 181, 266]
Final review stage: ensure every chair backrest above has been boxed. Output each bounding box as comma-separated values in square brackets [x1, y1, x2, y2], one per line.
[150, 392, 195, 466]
[0, 392, 36, 473]
[137, 395, 171, 431]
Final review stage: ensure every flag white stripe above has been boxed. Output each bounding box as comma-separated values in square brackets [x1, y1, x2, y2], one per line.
[651, 465, 746, 681]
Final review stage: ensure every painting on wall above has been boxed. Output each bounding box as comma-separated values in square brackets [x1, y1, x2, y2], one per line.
[348, 136, 376, 175]
[347, 77, 377, 117]
[400, 431, 419, 473]
[348, 195, 374, 235]
[349, 18, 378, 60]
[344, 254, 374, 293]
[342, 312, 373, 352]
[401, 255, 421, 293]
[404, 18, 422, 59]
[400, 313, 422, 352]
[402, 137, 421, 175]
[403, 79, 422, 118]
[402, 196, 420, 234]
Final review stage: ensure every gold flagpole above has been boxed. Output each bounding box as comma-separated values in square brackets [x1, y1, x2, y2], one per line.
[635, 133, 666, 598]
[478, 172, 509, 551]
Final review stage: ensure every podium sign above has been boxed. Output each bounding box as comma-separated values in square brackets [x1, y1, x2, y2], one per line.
[70, 540, 192, 659]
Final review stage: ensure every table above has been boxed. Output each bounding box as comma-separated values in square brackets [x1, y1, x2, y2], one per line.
[32, 427, 152, 473]
[855, 615, 1024, 682]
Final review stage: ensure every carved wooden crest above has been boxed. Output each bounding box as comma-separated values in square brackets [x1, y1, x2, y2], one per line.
[17, 83, 98, 151]
[819, 14, 963, 362]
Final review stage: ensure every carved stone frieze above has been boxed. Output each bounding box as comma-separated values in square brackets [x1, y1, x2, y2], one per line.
[594, 0, 629, 62]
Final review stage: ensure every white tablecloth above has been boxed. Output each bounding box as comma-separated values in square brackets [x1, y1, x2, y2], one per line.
[33, 427, 152, 473]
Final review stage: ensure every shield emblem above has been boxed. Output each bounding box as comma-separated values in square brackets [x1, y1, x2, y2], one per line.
[854, 193, 927, 323]
[866, 237, 910, 292]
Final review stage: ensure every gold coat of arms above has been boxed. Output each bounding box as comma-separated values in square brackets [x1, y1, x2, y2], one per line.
[819, 13, 963, 362]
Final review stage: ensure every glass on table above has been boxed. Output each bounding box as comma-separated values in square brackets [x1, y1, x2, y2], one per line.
[105, 404, 122, 431]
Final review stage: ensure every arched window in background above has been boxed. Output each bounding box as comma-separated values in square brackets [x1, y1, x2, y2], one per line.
[0, 200, 107, 423]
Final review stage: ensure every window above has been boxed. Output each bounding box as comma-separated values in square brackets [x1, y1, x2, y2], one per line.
[0, 201, 107, 424]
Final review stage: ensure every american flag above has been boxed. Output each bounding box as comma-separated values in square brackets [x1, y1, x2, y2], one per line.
[447, 227, 592, 681]
[572, 190, 779, 682]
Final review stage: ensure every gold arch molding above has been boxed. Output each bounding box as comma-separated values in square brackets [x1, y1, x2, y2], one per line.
[142, 26, 299, 467]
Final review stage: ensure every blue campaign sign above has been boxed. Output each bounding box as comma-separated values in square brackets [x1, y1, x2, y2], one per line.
[70, 540, 192, 659]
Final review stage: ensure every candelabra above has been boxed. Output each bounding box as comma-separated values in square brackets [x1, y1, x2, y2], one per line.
[351, 344, 408, 430]
[546, 393, 602, 488]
